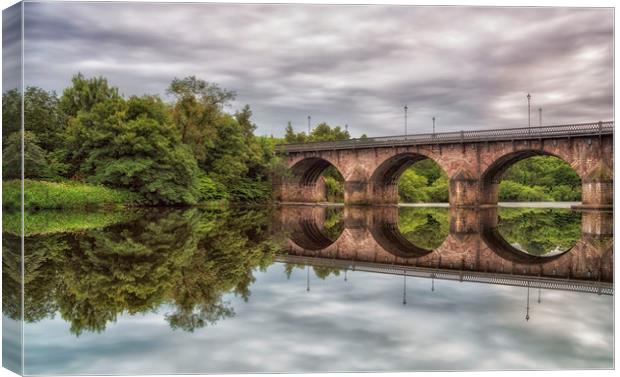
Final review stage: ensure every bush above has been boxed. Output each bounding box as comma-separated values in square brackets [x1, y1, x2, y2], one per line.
[196, 175, 229, 202]
[398, 169, 429, 203]
[228, 179, 271, 203]
[424, 176, 449, 202]
[324, 176, 344, 202]
[3, 179, 142, 211]
[549, 184, 581, 201]
[499, 180, 552, 202]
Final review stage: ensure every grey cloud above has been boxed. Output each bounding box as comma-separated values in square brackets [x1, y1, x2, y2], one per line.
[19, 2, 613, 137]
[3, 2, 22, 91]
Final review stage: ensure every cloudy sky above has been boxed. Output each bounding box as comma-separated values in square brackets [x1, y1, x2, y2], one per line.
[15, 2, 615, 137]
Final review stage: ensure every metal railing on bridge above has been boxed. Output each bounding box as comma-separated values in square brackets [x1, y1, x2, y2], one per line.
[276, 120, 614, 153]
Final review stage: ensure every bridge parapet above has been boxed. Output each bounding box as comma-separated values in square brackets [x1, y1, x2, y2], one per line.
[276, 121, 613, 153]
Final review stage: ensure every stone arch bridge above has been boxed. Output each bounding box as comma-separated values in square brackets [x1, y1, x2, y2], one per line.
[274, 122, 613, 208]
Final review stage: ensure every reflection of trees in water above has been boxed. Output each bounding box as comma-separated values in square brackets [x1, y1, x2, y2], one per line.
[166, 209, 279, 332]
[2, 208, 281, 335]
[397, 208, 449, 250]
[322, 207, 344, 241]
[3, 233, 71, 323]
[283, 263, 342, 280]
[497, 208, 581, 256]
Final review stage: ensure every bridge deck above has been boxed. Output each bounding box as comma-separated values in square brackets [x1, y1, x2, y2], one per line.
[277, 255, 613, 296]
[277, 121, 614, 153]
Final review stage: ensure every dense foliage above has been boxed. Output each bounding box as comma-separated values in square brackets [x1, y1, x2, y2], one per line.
[397, 156, 581, 203]
[2, 74, 280, 207]
[398, 160, 449, 203]
[499, 156, 581, 201]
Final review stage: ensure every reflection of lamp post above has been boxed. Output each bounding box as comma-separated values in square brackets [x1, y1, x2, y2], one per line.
[538, 288, 541, 304]
[431, 274, 435, 292]
[402, 270, 408, 305]
[344, 268, 348, 282]
[306, 266, 310, 292]
[525, 283, 530, 321]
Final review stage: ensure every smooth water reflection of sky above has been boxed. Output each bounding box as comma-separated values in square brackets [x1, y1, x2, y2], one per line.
[24, 263, 612, 375]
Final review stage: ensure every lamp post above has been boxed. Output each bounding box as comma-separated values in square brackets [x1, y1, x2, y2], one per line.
[526, 93, 531, 131]
[307, 115, 311, 135]
[404, 105, 408, 138]
[432, 116, 436, 137]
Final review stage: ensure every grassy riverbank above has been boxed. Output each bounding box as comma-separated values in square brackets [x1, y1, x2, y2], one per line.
[3, 179, 142, 210]
[2, 209, 141, 236]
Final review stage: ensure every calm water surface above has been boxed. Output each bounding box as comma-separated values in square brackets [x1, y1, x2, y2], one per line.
[2, 205, 613, 374]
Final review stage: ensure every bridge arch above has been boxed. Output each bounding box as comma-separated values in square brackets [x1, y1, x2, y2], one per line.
[276, 156, 345, 203]
[480, 149, 581, 206]
[369, 152, 448, 205]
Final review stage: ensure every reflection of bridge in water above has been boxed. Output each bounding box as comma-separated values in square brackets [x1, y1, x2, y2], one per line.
[273, 206, 613, 295]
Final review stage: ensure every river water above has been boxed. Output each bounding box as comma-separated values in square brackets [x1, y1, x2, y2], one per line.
[2, 205, 613, 374]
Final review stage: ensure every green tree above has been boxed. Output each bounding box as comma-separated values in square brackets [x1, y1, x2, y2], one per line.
[398, 169, 429, 203]
[284, 122, 307, 143]
[309, 122, 350, 141]
[283, 121, 350, 143]
[59, 73, 120, 118]
[61, 76, 201, 204]
[500, 156, 581, 201]
[167, 76, 236, 161]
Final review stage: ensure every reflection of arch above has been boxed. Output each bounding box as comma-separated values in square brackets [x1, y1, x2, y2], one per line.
[287, 207, 345, 250]
[481, 226, 570, 264]
[290, 219, 336, 250]
[370, 221, 435, 258]
[370, 153, 430, 185]
[289, 157, 343, 186]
